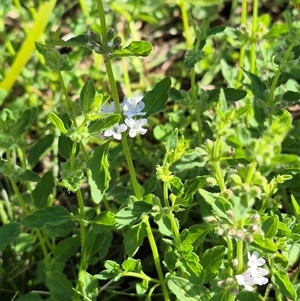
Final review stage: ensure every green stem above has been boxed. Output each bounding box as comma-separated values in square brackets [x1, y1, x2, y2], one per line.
[236, 220, 245, 274]
[167, 212, 181, 251]
[250, 0, 258, 73]
[143, 216, 170, 301]
[226, 237, 233, 276]
[245, 161, 257, 184]
[163, 182, 169, 208]
[268, 41, 295, 109]
[96, 0, 142, 199]
[237, 0, 247, 83]
[178, 0, 193, 49]
[124, 271, 160, 283]
[212, 138, 226, 191]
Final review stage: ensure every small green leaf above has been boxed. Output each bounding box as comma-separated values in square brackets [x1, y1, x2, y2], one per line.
[181, 224, 213, 248]
[32, 171, 55, 209]
[199, 246, 225, 283]
[14, 293, 44, 301]
[48, 112, 67, 134]
[169, 87, 184, 101]
[252, 234, 278, 252]
[236, 124, 252, 146]
[22, 206, 74, 228]
[143, 77, 171, 118]
[113, 41, 152, 58]
[272, 271, 296, 300]
[15, 169, 41, 182]
[91, 211, 115, 232]
[87, 141, 111, 204]
[181, 251, 203, 283]
[88, 114, 120, 135]
[124, 221, 147, 257]
[81, 80, 96, 115]
[167, 274, 211, 301]
[58, 135, 80, 159]
[282, 91, 300, 103]
[262, 215, 279, 238]
[53, 236, 81, 263]
[242, 68, 268, 99]
[122, 257, 137, 272]
[181, 176, 207, 207]
[291, 195, 300, 220]
[0, 223, 21, 251]
[184, 49, 203, 69]
[11, 108, 37, 138]
[79, 271, 98, 301]
[208, 88, 247, 102]
[28, 134, 55, 167]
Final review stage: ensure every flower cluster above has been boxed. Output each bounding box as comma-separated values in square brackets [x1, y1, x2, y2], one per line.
[235, 251, 268, 291]
[101, 96, 147, 140]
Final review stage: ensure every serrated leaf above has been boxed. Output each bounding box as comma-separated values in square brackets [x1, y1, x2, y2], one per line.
[87, 141, 111, 204]
[79, 271, 98, 301]
[124, 222, 147, 257]
[142, 77, 171, 118]
[22, 206, 73, 228]
[167, 275, 211, 301]
[122, 257, 137, 272]
[181, 251, 203, 283]
[28, 134, 54, 167]
[242, 68, 267, 99]
[45, 271, 74, 300]
[0, 223, 21, 251]
[181, 176, 207, 207]
[113, 41, 152, 58]
[32, 171, 55, 209]
[48, 112, 67, 134]
[262, 215, 279, 238]
[272, 271, 296, 300]
[88, 114, 120, 135]
[199, 246, 225, 283]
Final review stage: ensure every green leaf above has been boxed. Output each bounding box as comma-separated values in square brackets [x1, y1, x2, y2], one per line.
[63, 34, 89, 47]
[53, 236, 81, 263]
[95, 260, 122, 280]
[48, 112, 67, 134]
[262, 215, 279, 238]
[91, 211, 115, 232]
[143, 77, 171, 118]
[266, 24, 289, 38]
[181, 176, 207, 207]
[291, 195, 300, 220]
[208, 26, 226, 36]
[165, 128, 178, 153]
[199, 246, 225, 283]
[45, 271, 74, 300]
[0, 223, 21, 251]
[88, 114, 120, 135]
[282, 91, 300, 103]
[14, 293, 44, 301]
[81, 80, 96, 115]
[87, 141, 111, 204]
[167, 274, 211, 301]
[58, 135, 80, 159]
[155, 214, 175, 238]
[28, 134, 54, 167]
[15, 169, 41, 182]
[252, 234, 278, 252]
[11, 108, 37, 138]
[184, 49, 203, 69]
[272, 271, 296, 300]
[236, 124, 252, 146]
[32, 171, 55, 209]
[242, 68, 268, 99]
[208, 88, 247, 102]
[181, 224, 213, 248]
[169, 87, 184, 101]
[22, 206, 74, 228]
[113, 41, 152, 58]
[122, 257, 137, 272]
[181, 251, 203, 283]
[79, 271, 98, 301]
[124, 221, 147, 257]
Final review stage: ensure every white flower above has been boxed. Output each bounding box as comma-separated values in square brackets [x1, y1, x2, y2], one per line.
[122, 96, 146, 118]
[103, 123, 127, 140]
[101, 102, 116, 114]
[235, 252, 268, 291]
[124, 118, 147, 137]
[247, 251, 265, 268]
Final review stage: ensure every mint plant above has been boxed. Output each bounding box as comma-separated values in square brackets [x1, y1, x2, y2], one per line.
[1, 1, 299, 301]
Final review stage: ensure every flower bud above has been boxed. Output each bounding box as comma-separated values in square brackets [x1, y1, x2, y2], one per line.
[107, 28, 116, 40]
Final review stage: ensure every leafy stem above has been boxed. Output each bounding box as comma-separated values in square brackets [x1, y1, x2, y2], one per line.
[96, 0, 142, 199]
[212, 137, 226, 192]
[143, 216, 170, 301]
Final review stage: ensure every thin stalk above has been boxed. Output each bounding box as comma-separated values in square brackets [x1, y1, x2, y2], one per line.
[212, 138, 226, 191]
[250, 0, 258, 73]
[143, 216, 170, 301]
[124, 272, 160, 283]
[245, 161, 257, 184]
[236, 219, 245, 274]
[178, 0, 193, 49]
[226, 237, 233, 276]
[163, 182, 169, 208]
[96, 0, 142, 199]
[237, 0, 248, 82]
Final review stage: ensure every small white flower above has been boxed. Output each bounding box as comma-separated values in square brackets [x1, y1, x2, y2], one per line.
[124, 118, 147, 137]
[122, 96, 146, 118]
[235, 252, 268, 291]
[103, 123, 127, 140]
[101, 102, 116, 114]
[247, 251, 265, 268]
